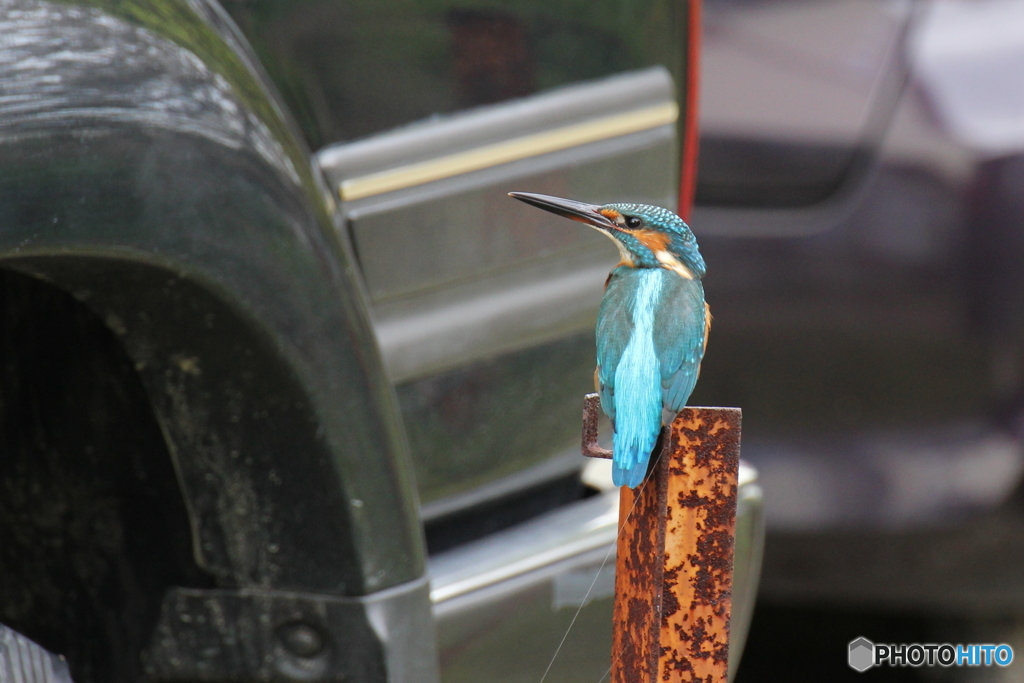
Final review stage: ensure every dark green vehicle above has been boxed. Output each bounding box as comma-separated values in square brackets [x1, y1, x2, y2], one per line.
[0, 1, 763, 682]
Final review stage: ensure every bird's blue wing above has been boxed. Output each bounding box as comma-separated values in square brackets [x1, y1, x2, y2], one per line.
[595, 267, 635, 423]
[595, 268, 707, 488]
[654, 276, 707, 413]
[597, 268, 666, 487]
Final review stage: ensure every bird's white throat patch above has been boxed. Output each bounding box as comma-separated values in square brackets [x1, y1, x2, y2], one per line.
[596, 229, 635, 267]
[654, 250, 694, 279]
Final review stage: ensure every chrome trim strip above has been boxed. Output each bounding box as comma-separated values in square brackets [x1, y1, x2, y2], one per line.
[429, 491, 620, 605]
[319, 68, 675, 188]
[343, 124, 675, 220]
[339, 102, 678, 201]
[431, 528, 620, 605]
[429, 462, 762, 605]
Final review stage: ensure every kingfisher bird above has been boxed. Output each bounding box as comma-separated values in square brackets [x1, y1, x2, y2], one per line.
[509, 192, 709, 488]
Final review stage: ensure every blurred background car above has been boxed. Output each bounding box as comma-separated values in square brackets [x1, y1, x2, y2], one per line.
[0, 1, 762, 683]
[692, 0, 1024, 680]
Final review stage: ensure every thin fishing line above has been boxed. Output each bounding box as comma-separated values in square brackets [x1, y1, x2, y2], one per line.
[537, 436, 671, 683]
[536, 526, 616, 683]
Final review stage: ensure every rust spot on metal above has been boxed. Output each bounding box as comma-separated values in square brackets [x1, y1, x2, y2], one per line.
[607, 406, 741, 683]
[582, 392, 612, 459]
[612, 467, 664, 683]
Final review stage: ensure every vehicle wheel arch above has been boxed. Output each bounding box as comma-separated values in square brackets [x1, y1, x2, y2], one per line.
[0, 0, 425, 612]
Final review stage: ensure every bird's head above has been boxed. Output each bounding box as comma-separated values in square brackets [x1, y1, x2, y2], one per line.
[509, 192, 705, 279]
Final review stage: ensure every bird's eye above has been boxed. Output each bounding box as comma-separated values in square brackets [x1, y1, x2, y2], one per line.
[625, 216, 641, 229]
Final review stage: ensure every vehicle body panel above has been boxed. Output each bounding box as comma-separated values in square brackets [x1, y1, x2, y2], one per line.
[0, 1, 435, 680]
[319, 67, 679, 508]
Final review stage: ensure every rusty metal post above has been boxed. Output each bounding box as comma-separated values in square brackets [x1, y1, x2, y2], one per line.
[582, 395, 741, 683]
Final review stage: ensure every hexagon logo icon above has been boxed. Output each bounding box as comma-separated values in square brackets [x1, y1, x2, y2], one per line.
[849, 637, 875, 672]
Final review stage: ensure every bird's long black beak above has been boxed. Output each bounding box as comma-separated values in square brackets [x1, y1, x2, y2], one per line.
[508, 192, 618, 231]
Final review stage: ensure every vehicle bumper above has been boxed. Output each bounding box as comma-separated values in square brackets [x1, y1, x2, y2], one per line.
[430, 462, 764, 682]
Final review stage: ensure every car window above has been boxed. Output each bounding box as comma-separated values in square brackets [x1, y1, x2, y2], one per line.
[221, 0, 685, 150]
[697, 0, 913, 207]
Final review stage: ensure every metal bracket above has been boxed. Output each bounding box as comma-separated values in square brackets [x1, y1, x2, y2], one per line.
[581, 393, 612, 459]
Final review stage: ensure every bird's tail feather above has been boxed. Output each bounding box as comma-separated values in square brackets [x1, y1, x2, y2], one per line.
[612, 451, 652, 488]
[612, 422, 660, 487]
[611, 365, 662, 488]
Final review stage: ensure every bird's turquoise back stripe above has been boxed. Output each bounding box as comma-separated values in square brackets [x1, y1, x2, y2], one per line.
[612, 270, 664, 486]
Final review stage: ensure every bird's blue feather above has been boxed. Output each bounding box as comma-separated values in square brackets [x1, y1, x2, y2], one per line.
[597, 267, 706, 487]
[654, 280, 706, 413]
[595, 266, 635, 423]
